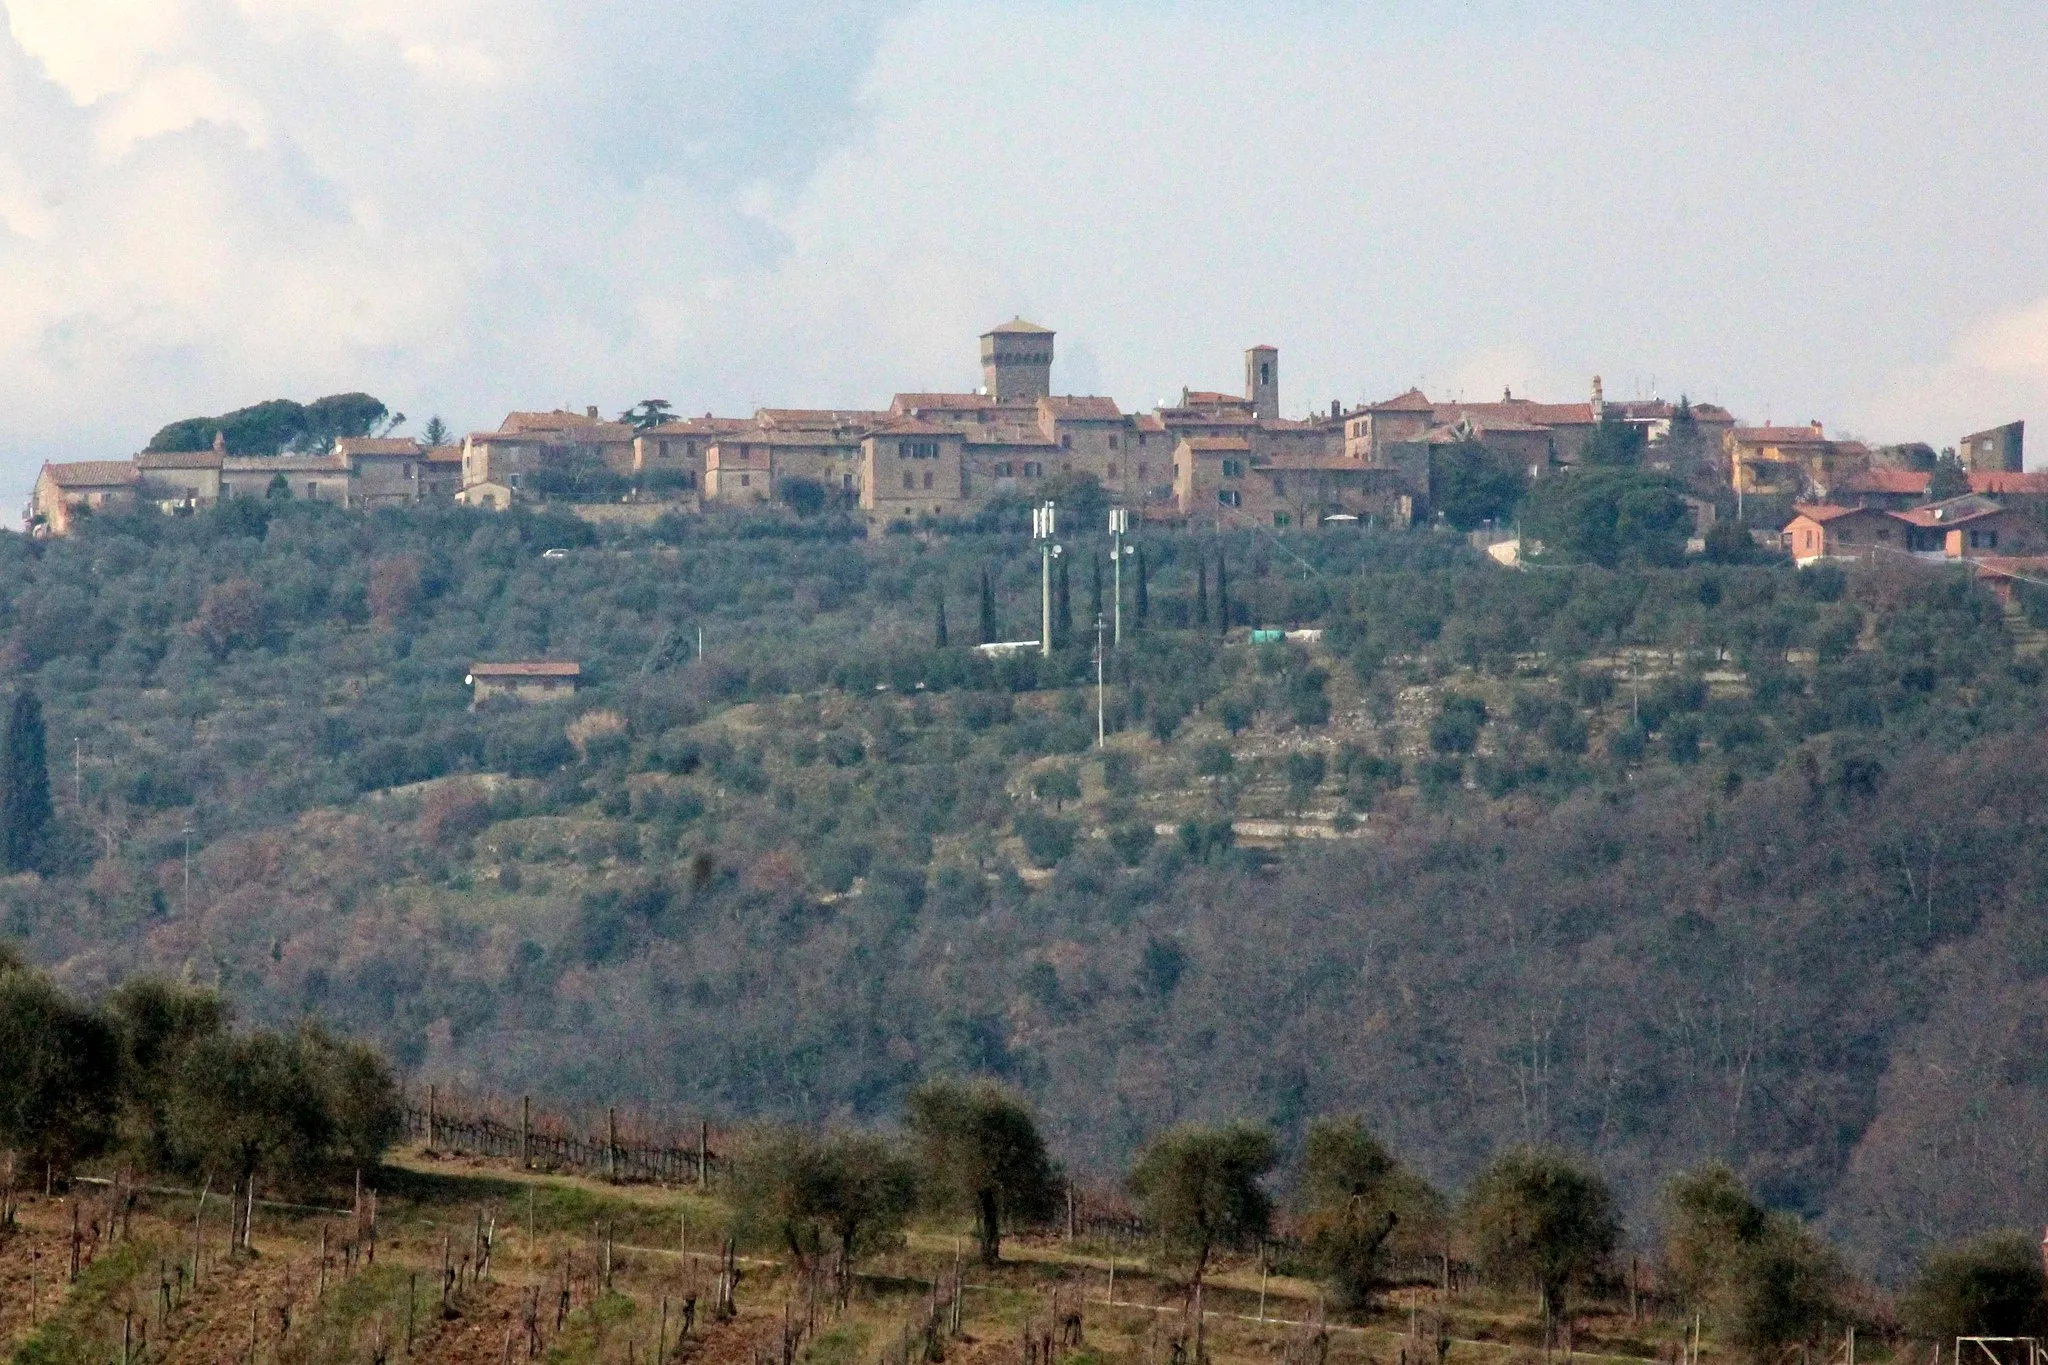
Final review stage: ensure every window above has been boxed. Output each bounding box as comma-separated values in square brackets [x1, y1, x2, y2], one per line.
[403, 463, 414, 479]
[1274, 512, 1291, 527]
[305, 482, 316, 498]
[1218, 490, 1242, 507]
[1107, 464, 1118, 480]
[903, 471, 915, 489]
[897, 441, 939, 459]
[1221, 459, 1245, 478]
[1109, 435, 1119, 449]
[1272, 477, 1286, 495]
[922, 470, 933, 489]
[1061, 434, 1072, 449]
[1138, 463, 1148, 479]
[740, 473, 751, 487]
[1023, 462, 1043, 477]
[842, 473, 854, 490]
[1260, 363, 1271, 385]
[994, 462, 1014, 477]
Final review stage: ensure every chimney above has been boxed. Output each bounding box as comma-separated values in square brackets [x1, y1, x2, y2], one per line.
[1590, 376, 1605, 420]
[1810, 420, 1824, 436]
[1331, 399, 1342, 419]
[212, 430, 227, 456]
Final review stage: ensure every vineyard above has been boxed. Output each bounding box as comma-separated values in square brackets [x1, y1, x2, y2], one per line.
[0, 1137, 1720, 1365]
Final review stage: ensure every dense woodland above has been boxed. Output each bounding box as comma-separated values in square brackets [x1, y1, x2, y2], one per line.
[1, 496, 2044, 1284]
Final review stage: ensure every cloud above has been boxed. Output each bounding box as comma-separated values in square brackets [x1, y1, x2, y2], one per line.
[94, 65, 270, 157]
[1957, 298, 2048, 379]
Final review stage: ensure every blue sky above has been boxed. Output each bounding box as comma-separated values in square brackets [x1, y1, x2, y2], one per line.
[3, 1, 2047, 507]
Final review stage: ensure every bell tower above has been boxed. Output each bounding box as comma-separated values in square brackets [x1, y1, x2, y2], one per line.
[980, 320, 1055, 403]
[1246, 345, 1278, 420]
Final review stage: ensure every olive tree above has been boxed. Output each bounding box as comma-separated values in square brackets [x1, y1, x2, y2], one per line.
[905, 1077, 1060, 1265]
[732, 1127, 918, 1277]
[1130, 1123, 1276, 1317]
[1299, 1117, 1441, 1311]
[1901, 1233, 2048, 1342]
[0, 959, 120, 1168]
[1661, 1161, 1842, 1364]
[1462, 1148, 1617, 1344]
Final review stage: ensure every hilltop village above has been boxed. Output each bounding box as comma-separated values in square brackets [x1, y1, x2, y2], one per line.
[27, 321, 2033, 565]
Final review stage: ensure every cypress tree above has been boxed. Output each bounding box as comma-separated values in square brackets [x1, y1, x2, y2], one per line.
[1090, 554, 1104, 624]
[979, 568, 998, 644]
[1216, 552, 1230, 634]
[1, 690, 52, 874]
[936, 597, 949, 649]
[1136, 548, 1149, 628]
[1196, 560, 1209, 626]
[1056, 556, 1072, 649]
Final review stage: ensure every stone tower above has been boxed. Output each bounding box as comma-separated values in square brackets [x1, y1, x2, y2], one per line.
[981, 320, 1055, 403]
[1246, 345, 1278, 420]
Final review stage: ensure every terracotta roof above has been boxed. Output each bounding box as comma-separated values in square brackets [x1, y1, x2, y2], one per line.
[470, 661, 581, 679]
[1837, 469, 1930, 495]
[423, 445, 463, 464]
[1437, 400, 1594, 426]
[1183, 436, 1253, 453]
[892, 393, 995, 419]
[984, 318, 1053, 335]
[497, 412, 635, 440]
[42, 460, 139, 488]
[869, 420, 957, 438]
[336, 438, 424, 457]
[755, 408, 888, 430]
[223, 454, 348, 472]
[1364, 388, 1435, 413]
[137, 450, 223, 470]
[1971, 555, 2048, 580]
[1894, 496, 2003, 528]
[1787, 504, 1867, 525]
[1161, 410, 1255, 427]
[1039, 396, 1123, 421]
[1182, 391, 1252, 407]
[1132, 414, 1168, 433]
[642, 417, 750, 436]
[1971, 471, 2048, 495]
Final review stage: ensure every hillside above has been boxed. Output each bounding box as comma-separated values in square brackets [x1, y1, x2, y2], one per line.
[3, 500, 2046, 1279]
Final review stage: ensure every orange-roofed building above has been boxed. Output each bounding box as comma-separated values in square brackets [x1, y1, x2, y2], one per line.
[30, 460, 139, 535]
[1782, 504, 1904, 565]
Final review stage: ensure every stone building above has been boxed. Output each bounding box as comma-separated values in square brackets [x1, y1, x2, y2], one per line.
[468, 661, 581, 706]
[1727, 423, 1872, 501]
[29, 461, 138, 535]
[1960, 421, 2025, 473]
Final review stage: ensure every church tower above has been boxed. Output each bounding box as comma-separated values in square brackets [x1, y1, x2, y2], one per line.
[1246, 345, 1278, 420]
[981, 320, 1055, 403]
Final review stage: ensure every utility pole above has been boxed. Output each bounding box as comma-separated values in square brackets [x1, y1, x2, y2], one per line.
[73, 738, 81, 809]
[1033, 502, 1059, 658]
[1108, 506, 1128, 646]
[181, 821, 193, 915]
[1094, 615, 1106, 748]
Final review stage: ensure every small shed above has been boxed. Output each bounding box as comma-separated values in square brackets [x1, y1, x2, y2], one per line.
[467, 661, 581, 706]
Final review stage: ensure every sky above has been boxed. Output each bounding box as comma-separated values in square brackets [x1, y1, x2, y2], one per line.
[4, 0, 2048, 509]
